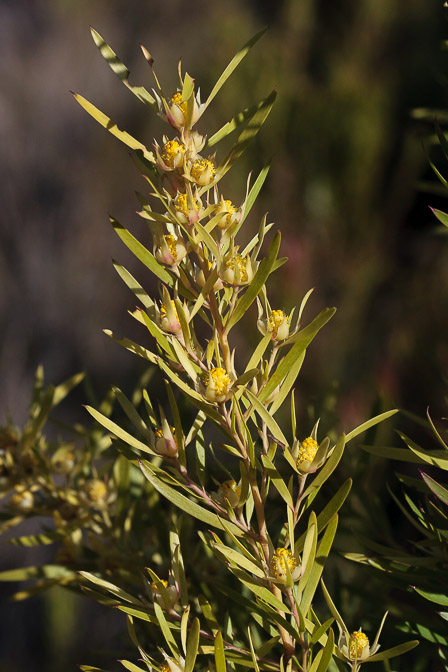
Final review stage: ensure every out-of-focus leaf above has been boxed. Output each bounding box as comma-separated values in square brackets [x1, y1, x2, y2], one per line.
[119, 661, 148, 672]
[431, 208, 448, 228]
[73, 94, 154, 161]
[139, 461, 244, 537]
[8, 532, 59, 547]
[259, 308, 335, 403]
[362, 445, 425, 463]
[52, 372, 85, 406]
[79, 572, 142, 606]
[0, 565, 76, 582]
[184, 617, 200, 672]
[203, 27, 267, 111]
[214, 631, 226, 672]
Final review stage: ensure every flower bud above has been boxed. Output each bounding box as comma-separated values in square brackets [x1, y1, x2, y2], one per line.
[217, 480, 241, 508]
[155, 426, 178, 457]
[270, 547, 302, 585]
[159, 300, 185, 334]
[151, 579, 179, 610]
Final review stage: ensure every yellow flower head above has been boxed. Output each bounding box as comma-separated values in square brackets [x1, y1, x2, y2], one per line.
[191, 158, 215, 186]
[85, 479, 108, 503]
[296, 437, 318, 468]
[170, 91, 187, 116]
[217, 480, 241, 508]
[269, 310, 290, 341]
[161, 140, 186, 169]
[270, 547, 297, 580]
[349, 631, 370, 659]
[155, 234, 187, 267]
[220, 253, 253, 286]
[173, 193, 199, 222]
[10, 489, 34, 512]
[159, 300, 182, 334]
[215, 198, 238, 230]
[151, 578, 168, 591]
[205, 367, 232, 403]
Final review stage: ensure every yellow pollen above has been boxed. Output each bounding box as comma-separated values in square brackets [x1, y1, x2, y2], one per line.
[296, 437, 318, 466]
[268, 310, 289, 337]
[174, 193, 198, 217]
[156, 426, 178, 444]
[349, 631, 369, 659]
[170, 91, 187, 115]
[207, 368, 232, 395]
[270, 547, 296, 579]
[219, 480, 241, 495]
[191, 158, 215, 182]
[163, 234, 177, 257]
[160, 300, 179, 319]
[161, 140, 185, 168]
[152, 579, 168, 590]
[86, 479, 107, 502]
[225, 254, 248, 282]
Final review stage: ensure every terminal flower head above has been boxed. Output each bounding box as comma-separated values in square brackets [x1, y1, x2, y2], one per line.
[173, 192, 201, 224]
[204, 367, 233, 403]
[269, 547, 302, 586]
[158, 299, 183, 334]
[293, 435, 330, 474]
[337, 612, 388, 667]
[190, 157, 215, 186]
[215, 197, 240, 230]
[220, 252, 254, 286]
[158, 139, 186, 171]
[164, 87, 204, 129]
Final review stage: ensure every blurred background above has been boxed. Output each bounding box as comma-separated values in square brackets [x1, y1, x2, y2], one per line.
[1, 0, 448, 669]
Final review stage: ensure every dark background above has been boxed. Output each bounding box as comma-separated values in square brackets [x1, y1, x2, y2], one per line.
[1, 0, 448, 670]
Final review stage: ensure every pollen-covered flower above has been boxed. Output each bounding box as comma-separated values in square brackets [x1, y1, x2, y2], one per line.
[159, 299, 182, 334]
[160, 656, 185, 672]
[204, 367, 233, 403]
[52, 449, 75, 475]
[150, 578, 179, 610]
[258, 309, 290, 342]
[216, 480, 241, 508]
[155, 234, 187, 266]
[220, 253, 254, 286]
[350, 632, 370, 659]
[165, 88, 203, 129]
[159, 139, 186, 170]
[269, 547, 302, 585]
[85, 479, 108, 504]
[155, 425, 178, 457]
[190, 158, 215, 186]
[215, 198, 239, 230]
[173, 192, 200, 224]
[292, 434, 330, 474]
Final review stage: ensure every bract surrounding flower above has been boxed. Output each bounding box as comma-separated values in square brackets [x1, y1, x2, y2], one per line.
[270, 547, 302, 585]
[215, 198, 239, 230]
[159, 300, 182, 334]
[155, 425, 178, 457]
[204, 367, 232, 403]
[151, 578, 179, 610]
[155, 234, 187, 266]
[216, 480, 241, 508]
[173, 192, 200, 224]
[220, 253, 254, 286]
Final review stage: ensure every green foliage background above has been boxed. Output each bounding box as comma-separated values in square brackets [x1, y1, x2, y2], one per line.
[1, 0, 447, 670]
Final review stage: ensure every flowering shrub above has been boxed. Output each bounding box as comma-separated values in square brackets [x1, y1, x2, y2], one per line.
[0, 27, 420, 672]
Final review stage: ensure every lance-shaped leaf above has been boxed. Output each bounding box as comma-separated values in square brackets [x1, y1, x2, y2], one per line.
[111, 217, 173, 285]
[119, 661, 148, 672]
[421, 471, 448, 506]
[310, 627, 334, 672]
[413, 587, 448, 606]
[297, 512, 317, 596]
[230, 567, 290, 612]
[9, 531, 61, 547]
[185, 617, 200, 672]
[345, 409, 398, 443]
[296, 479, 352, 553]
[154, 602, 179, 657]
[113, 386, 154, 444]
[431, 207, 448, 229]
[259, 308, 336, 403]
[79, 571, 143, 606]
[260, 455, 293, 507]
[103, 329, 159, 365]
[84, 405, 156, 456]
[399, 431, 448, 469]
[367, 640, 419, 663]
[299, 515, 338, 617]
[214, 632, 226, 672]
[73, 94, 154, 161]
[218, 89, 277, 175]
[362, 445, 425, 463]
[225, 232, 281, 332]
[244, 387, 288, 446]
[91, 28, 157, 108]
[139, 460, 244, 536]
[0, 565, 76, 582]
[113, 261, 153, 309]
[269, 350, 305, 415]
[202, 27, 267, 112]
[213, 543, 265, 578]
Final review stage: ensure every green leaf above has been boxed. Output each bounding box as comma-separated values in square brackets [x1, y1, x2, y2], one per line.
[111, 217, 173, 285]
[421, 471, 448, 505]
[79, 572, 142, 606]
[259, 308, 335, 403]
[225, 232, 281, 332]
[198, 595, 220, 635]
[244, 387, 288, 446]
[219, 89, 277, 176]
[302, 435, 346, 499]
[84, 405, 156, 456]
[185, 618, 200, 672]
[9, 532, 59, 547]
[73, 94, 154, 161]
[91, 28, 157, 108]
[399, 431, 448, 469]
[296, 479, 352, 552]
[139, 461, 244, 536]
[269, 350, 305, 415]
[154, 602, 179, 656]
[203, 27, 267, 111]
[103, 329, 159, 365]
[345, 409, 398, 443]
[119, 661, 148, 672]
[297, 512, 317, 595]
[214, 632, 226, 672]
[431, 208, 448, 228]
[239, 164, 270, 227]
[231, 567, 289, 613]
[260, 455, 293, 507]
[214, 543, 265, 578]
[367, 640, 419, 663]
[300, 515, 338, 617]
[312, 627, 334, 672]
[53, 372, 85, 406]
[362, 445, 425, 463]
[0, 565, 76, 582]
[113, 261, 153, 309]
[413, 587, 448, 606]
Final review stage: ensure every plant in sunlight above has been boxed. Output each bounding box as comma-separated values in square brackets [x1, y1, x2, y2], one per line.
[0, 27, 418, 672]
